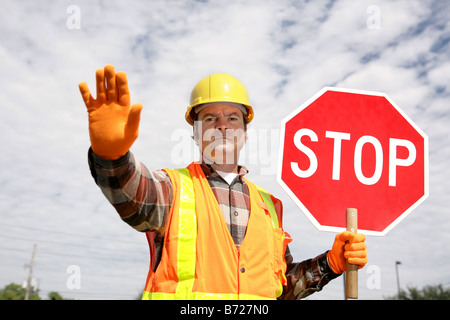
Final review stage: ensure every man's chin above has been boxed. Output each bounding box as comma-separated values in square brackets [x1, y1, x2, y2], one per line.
[203, 148, 237, 165]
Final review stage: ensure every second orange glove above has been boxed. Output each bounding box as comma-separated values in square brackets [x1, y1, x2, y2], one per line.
[327, 231, 367, 274]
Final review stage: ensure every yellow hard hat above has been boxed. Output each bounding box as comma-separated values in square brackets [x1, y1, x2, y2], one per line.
[185, 73, 254, 125]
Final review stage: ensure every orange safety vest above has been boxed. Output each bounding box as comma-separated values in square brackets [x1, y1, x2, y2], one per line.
[142, 162, 292, 300]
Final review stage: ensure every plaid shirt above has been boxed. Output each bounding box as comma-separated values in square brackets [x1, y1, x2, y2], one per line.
[88, 148, 339, 299]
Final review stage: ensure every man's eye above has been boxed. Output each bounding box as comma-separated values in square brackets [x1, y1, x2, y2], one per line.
[228, 116, 239, 121]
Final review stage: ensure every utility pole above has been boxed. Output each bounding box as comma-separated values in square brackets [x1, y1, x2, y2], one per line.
[24, 244, 37, 300]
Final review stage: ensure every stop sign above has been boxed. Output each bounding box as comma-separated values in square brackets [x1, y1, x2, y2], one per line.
[278, 87, 428, 236]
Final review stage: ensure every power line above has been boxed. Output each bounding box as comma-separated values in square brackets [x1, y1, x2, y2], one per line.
[0, 246, 147, 263]
[0, 234, 147, 255]
[0, 224, 150, 300]
[0, 223, 150, 263]
[0, 223, 144, 244]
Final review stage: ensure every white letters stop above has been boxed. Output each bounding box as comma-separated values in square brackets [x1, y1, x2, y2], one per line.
[291, 129, 416, 186]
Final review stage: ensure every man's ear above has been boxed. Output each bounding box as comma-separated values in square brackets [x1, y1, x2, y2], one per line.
[192, 131, 199, 143]
[192, 122, 200, 144]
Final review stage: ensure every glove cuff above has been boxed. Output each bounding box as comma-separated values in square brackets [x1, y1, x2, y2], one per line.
[327, 250, 344, 275]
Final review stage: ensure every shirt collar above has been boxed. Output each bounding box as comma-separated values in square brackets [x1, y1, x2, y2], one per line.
[199, 163, 249, 178]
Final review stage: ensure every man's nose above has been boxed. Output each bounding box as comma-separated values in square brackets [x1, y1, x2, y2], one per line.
[215, 117, 229, 132]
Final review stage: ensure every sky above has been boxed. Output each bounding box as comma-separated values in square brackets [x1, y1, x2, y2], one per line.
[0, 0, 449, 300]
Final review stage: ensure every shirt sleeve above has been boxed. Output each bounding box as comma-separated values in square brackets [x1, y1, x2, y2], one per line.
[87, 148, 173, 234]
[279, 248, 340, 300]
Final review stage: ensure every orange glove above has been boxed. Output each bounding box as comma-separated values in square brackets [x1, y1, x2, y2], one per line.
[328, 231, 367, 274]
[79, 65, 143, 160]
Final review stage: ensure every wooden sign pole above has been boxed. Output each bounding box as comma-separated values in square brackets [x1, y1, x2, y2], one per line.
[346, 208, 358, 299]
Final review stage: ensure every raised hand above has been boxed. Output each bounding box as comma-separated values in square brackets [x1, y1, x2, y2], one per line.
[79, 65, 143, 160]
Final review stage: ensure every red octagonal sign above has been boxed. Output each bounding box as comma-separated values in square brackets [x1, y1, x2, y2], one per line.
[278, 87, 429, 236]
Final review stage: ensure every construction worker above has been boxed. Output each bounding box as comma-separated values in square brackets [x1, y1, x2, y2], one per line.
[79, 65, 367, 300]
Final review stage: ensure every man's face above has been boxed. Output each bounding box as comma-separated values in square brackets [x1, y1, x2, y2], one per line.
[193, 104, 247, 165]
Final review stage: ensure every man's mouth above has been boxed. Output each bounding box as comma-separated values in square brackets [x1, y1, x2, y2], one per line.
[211, 134, 233, 143]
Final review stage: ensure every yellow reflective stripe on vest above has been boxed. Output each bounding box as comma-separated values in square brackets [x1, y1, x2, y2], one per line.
[256, 185, 279, 229]
[174, 168, 197, 296]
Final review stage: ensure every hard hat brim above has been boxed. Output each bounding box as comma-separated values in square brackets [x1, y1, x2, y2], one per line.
[185, 103, 254, 126]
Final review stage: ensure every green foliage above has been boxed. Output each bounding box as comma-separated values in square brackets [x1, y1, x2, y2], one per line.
[47, 291, 64, 300]
[385, 284, 450, 300]
[0, 283, 72, 300]
[0, 283, 41, 300]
